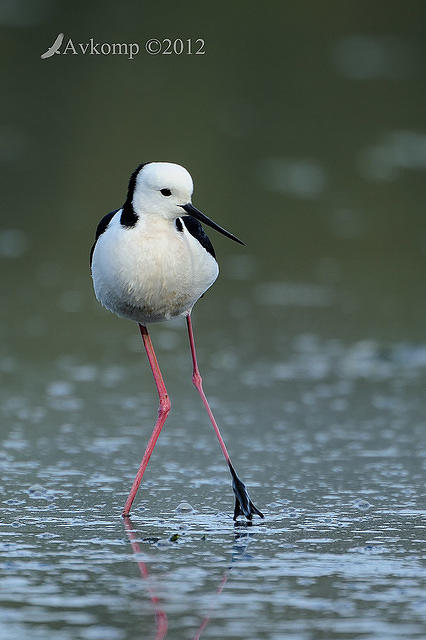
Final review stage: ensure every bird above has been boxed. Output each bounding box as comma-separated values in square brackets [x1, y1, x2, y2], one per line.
[90, 162, 263, 521]
[40, 33, 64, 59]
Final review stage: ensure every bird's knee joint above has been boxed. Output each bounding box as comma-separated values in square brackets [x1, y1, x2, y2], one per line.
[192, 373, 202, 389]
[159, 395, 171, 415]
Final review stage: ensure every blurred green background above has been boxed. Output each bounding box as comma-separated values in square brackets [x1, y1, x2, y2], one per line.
[1, 0, 426, 368]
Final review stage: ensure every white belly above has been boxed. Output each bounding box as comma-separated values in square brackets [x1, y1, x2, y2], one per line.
[91, 214, 219, 324]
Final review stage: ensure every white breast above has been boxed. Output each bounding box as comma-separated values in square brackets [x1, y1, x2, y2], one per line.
[91, 212, 219, 324]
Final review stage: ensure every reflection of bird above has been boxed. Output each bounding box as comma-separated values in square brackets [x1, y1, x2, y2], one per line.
[124, 518, 168, 639]
[194, 531, 255, 639]
[40, 33, 64, 59]
[90, 162, 263, 521]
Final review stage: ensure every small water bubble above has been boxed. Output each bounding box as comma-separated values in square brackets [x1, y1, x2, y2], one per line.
[175, 502, 194, 513]
[28, 484, 44, 494]
[27, 484, 54, 501]
[352, 498, 373, 511]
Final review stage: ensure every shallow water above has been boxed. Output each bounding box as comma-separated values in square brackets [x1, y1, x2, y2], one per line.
[1, 327, 426, 639]
[2, 3, 426, 639]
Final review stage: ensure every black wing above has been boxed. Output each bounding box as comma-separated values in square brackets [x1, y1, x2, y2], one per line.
[90, 209, 119, 266]
[181, 216, 216, 259]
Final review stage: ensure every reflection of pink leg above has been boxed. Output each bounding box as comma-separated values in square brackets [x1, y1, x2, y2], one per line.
[124, 518, 168, 640]
[122, 324, 171, 517]
[193, 572, 228, 640]
[186, 314, 264, 521]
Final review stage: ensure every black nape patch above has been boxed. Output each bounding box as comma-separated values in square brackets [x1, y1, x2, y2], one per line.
[175, 217, 183, 232]
[181, 216, 216, 259]
[90, 209, 119, 266]
[120, 162, 150, 228]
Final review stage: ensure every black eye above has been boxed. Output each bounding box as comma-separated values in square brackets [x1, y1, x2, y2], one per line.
[160, 188, 172, 197]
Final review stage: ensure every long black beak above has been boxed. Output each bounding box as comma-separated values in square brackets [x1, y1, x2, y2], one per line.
[179, 203, 245, 246]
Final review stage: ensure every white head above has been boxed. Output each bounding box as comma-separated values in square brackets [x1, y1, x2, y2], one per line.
[122, 161, 245, 245]
[128, 162, 194, 219]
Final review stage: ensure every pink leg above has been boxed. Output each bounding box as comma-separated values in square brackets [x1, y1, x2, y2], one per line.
[186, 315, 232, 465]
[122, 324, 171, 517]
[186, 314, 263, 521]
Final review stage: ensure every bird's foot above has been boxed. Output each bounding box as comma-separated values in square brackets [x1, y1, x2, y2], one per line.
[228, 462, 264, 521]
